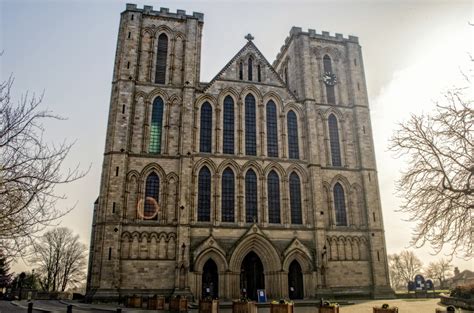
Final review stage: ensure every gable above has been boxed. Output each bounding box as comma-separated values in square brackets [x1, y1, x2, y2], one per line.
[205, 41, 290, 90]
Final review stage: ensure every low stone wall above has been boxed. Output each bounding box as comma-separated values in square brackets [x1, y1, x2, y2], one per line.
[440, 294, 474, 311]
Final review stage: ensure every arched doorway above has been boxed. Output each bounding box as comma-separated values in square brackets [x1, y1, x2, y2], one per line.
[240, 252, 264, 300]
[288, 260, 303, 299]
[202, 259, 219, 298]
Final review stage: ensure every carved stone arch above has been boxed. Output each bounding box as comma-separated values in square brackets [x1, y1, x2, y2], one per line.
[149, 232, 159, 241]
[345, 236, 353, 260]
[323, 107, 344, 122]
[140, 163, 167, 181]
[228, 233, 281, 272]
[283, 103, 304, 117]
[131, 231, 140, 239]
[241, 160, 264, 177]
[263, 162, 286, 179]
[158, 232, 167, 240]
[134, 91, 147, 102]
[140, 231, 150, 242]
[352, 237, 361, 260]
[194, 248, 228, 272]
[195, 94, 218, 110]
[169, 94, 182, 106]
[240, 85, 263, 103]
[167, 232, 177, 241]
[193, 158, 217, 176]
[121, 231, 132, 241]
[329, 236, 338, 260]
[330, 174, 351, 191]
[282, 249, 313, 272]
[312, 46, 323, 59]
[218, 87, 240, 105]
[285, 164, 308, 183]
[263, 91, 284, 112]
[142, 27, 156, 37]
[337, 236, 346, 260]
[155, 25, 174, 38]
[147, 89, 170, 104]
[174, 31, 186, 40]
[216, 159, 240, 177]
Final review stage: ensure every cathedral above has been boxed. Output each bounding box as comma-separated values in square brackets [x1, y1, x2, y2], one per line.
[86, 3, 393, 302]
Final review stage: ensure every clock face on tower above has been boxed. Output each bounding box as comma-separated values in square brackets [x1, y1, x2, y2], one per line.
[322, 72, 337, 86]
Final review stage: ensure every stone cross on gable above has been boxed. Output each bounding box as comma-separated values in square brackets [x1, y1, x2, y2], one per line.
[245, 33, 254, 41]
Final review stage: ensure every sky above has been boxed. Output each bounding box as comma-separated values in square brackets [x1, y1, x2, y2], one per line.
[1, 0, 473, 274]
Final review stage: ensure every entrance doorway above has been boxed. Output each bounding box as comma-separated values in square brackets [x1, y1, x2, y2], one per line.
[202, 259, 218, 299]
[240, 252, 264, 300]
[288, 260, 303, 299]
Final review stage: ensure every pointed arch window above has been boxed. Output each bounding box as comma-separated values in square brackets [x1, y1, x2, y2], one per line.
[221, 168, 235, 222]
[200, 102, 212, 153]
[328, 114, 341, 166]
[323, 55, 335, 104]
[248, 57, 253, 81]
[144, 172, 159, 220]
[266, 100, 278, 157]
[257, 64, 261, 82]
[223, 96, 234, 154]
[289, 172, 302, 224]
[198, 167, 211, 222]
[155, 33, 168, 84]
[334, 183, 347, 226]
[239, 61, 243, 80]
[149, 97, 164, 153]
[245, 169, 258, 223]
[267, 170, 281, 224]
[287, 110, 299, 159]
[245, 94, 257, 156]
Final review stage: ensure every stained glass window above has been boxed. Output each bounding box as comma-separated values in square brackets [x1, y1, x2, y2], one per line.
[245, 169, 258, 223]
[144, 172, 159, 220]
[198, 167, 211, 222]
[267, 170, 281, 224]
[266, 101, 279, 157]
[287, 110, 299, 159]
[223, 96, 234, 154]
[328, 114, 341, 166]
[289, 172, 302, 224]
[149, 97, 164, 153]
[200, 102, 212, 153]
[239, 62, 243, 80]
[334, 183, 347, 226]
[221, 168, 235, 222]
[155, 33, 168, 84]
[245, 94, 257, 156]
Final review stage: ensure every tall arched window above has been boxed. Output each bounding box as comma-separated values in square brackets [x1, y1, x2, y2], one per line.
[267, 170, 281, 224]
[144, 172, 159, 220]
[149, 97, 164, 153]
[155, 33, 168, 84]
[223, 96, 234, 154]
[245, 169, 258, 223]
[287, 110, 299, 159]
[289, 172, 302, 224]
[200, 102, 212, 153]
[323, 55, 335, 104]
[257, 64, 261, 82]
[248, 57, 253, 81]
[266, 100, 278, 157]
[328, 114, 341, 166]
[334, 183, 347, 226]
[221, 168, 235, 222]
[198, 167, 211, 222]
[245, 94, 257, 156]
[239, 62, 243, 80]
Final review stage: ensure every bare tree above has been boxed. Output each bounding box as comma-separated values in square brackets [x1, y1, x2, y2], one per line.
[388, 250, 423, 288]
[0, 72, 86, 261]
[389, 64, 473, 259]
[425, 258, 453, 288]
[30, 227, 87, 292]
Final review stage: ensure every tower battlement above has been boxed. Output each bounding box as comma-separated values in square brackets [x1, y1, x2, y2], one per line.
[125, 3, 204, 22]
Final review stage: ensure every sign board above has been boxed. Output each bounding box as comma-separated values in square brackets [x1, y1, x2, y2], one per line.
[257, 289, 266, 303]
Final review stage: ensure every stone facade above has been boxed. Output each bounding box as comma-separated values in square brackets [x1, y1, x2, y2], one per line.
[86, 3, 393, 302]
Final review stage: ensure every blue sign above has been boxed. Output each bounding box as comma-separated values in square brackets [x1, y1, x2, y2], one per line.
[257, 289, 266, 303]
[414, 274, 425, 290]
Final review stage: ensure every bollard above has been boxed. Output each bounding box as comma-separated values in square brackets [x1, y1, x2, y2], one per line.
[27, 302, 33, 313]
[67, 304, 73, 313]
[116, 308, 122, 313]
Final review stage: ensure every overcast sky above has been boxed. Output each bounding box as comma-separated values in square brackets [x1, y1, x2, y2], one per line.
[1, 0, 472, 273]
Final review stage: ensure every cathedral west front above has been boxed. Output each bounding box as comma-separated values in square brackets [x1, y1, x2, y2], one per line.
[86, 3, 394, 301]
